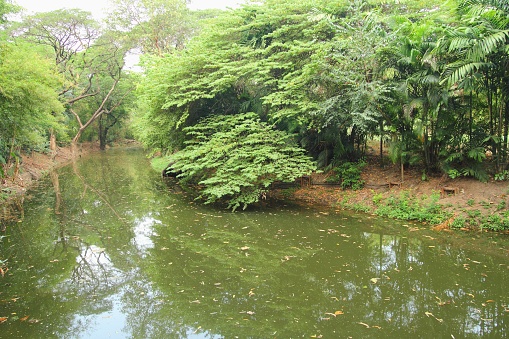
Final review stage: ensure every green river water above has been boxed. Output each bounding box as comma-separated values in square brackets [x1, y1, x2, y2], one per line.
[0, 148, 508, 338]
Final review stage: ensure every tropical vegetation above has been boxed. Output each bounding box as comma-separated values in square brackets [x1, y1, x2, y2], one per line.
[2, 0, 509, 210]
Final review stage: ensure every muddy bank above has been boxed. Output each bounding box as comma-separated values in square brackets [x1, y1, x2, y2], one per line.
[0, 143, 93, 224]
[279, 161, 509, 232]
[1, 142, 100, 203]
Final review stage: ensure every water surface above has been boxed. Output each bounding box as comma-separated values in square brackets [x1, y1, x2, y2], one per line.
[1, 148, 508, 338]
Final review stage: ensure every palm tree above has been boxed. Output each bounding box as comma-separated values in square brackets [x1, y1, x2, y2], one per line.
[440, 0, 509, 172]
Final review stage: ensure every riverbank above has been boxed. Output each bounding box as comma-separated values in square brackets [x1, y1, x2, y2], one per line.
[280, 158, 509, 233]
[1, 142, 100, 204]
[5, 145, 509, 233]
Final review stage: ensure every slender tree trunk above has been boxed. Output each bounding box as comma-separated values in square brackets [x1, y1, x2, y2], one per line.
[379, 120, 384, 167]
[469, 90, 473, 148]
[502, 99, 509, 170]
[49, 130, 57, 161]
[99, 118, 106, 151]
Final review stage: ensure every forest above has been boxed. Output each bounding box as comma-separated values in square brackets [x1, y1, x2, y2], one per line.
[1, 0, 509, 210]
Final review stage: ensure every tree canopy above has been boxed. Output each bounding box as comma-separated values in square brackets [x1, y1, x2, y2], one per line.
[5, 0, 509, 208]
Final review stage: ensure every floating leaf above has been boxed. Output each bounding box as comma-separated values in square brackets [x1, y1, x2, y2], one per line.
[325, 311, 344, 317]
[425, 311, 443, 323]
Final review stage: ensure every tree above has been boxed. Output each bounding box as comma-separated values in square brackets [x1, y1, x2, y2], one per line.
[168, 113, 317, 210]
[79, 72, 137, 150]
[66, 31, 129, 146]
[300, 1, 400, 165]
[106, 0, 192, 56]
[134, 0, 344, 153]
[15, 10, 130, 150]
[0, 42, 64, 176]
[440, 0, 509, 173]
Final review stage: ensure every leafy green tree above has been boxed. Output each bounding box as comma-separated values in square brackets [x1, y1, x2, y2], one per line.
[106, 0, 192, 56]
[299, 1, 401, 164]
[440, 0, 509, 173]
[0, 41, 64, 175]
[0, 0, 17, 24]
[134, 0, 346, 154]
[15, 10, 130, 148]
[74, 71, 137, 149]
[168, 113, 317, 210]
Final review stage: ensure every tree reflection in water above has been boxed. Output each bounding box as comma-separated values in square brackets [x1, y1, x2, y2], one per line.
[0, 149, 508, 338]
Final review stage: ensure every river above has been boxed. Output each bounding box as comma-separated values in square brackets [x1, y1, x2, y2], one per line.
[0, 148, 508, 338]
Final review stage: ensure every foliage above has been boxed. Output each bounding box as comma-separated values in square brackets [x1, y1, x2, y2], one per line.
[106, 0, 193, 56]
[150, 155, 173, 174]
[15, 9, 131, 145]
[494, 170, 509, 181]
[442, 147, 489, 181]
[169, 113, 317, 210]
[0, 41, 64, 172]
[450, 216, 467, 229]
[325, 161, 366, 190]
[373, 191, 450, 224]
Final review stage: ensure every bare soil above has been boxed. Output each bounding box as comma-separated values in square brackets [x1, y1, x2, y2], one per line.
[0, 142, 104, 226]
[283, 154, 509, 232]
[1, 142, 100, 198]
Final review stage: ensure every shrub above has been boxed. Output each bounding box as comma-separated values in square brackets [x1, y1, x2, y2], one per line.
[374, 191, 450, 224]
[326, 161, 366, 190]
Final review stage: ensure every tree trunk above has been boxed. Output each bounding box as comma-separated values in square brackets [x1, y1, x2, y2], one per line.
[379, 120, 384, 167]
[70, 139, 81, 158]
[49, 130, 57, 161]
[99, 118, 106, 151]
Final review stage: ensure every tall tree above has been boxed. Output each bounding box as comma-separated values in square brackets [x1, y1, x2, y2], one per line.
[440, 0, 509, 172]
[15, 10, 130, 149]
[0, 42, 64, 175]
[106, 0, 193, 56]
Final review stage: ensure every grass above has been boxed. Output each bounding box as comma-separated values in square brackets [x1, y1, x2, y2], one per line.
[150, 156, 173, 174]
[373, 191, 451, 225]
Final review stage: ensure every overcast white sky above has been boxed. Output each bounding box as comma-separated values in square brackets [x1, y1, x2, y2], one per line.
[15, 0, 244, 18]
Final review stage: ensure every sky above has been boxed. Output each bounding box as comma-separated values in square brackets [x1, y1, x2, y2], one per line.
[14, 0, 244, 18]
